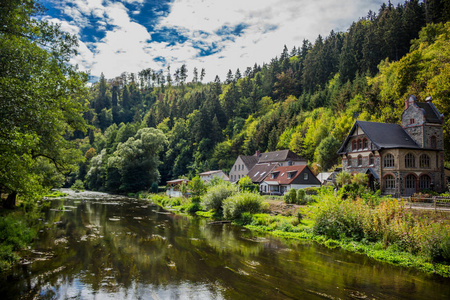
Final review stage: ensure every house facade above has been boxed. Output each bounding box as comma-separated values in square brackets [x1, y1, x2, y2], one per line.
[260, 165, 321, 194]
[338, 95, 445, 196]
[229, 155, 258, 182]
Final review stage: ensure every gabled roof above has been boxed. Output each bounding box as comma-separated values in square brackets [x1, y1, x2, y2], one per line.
[264, 165, 308, 185]
[247, 163, 278, 183]
[199, 170, 224, 176]
[338, 120, 420, 154]
[258, 149, 306, 163]
[416, 101, 443, 124]
[239, 155, 259, 170]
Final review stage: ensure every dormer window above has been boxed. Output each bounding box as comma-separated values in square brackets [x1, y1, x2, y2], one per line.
[271, 172, 279, 179]
[287, 171, 297, 179]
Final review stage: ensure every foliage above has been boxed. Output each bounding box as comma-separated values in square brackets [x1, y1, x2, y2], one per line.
[284, 188, 297, 204]
[0, 0, 88, 206]
[71, 180, 84, 191]
[238, 175, 258, 192]
[202, 183, 237, 212]
[188, 176, 206, 197]
[223, 192, 263, 220]
[0, 214, 36, 270]
[151, 182, 158, 193]
[336, 171, 352, 187]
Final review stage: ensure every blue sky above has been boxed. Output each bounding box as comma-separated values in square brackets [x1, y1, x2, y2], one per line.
[41, 0, 403, 82]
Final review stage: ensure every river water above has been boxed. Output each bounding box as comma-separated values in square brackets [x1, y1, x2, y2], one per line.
[1, 190, 450, 299]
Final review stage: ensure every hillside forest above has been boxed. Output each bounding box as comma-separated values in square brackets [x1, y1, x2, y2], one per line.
[2, 0, 450, 200]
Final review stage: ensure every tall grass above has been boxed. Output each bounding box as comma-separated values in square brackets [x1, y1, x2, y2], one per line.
[309, 189, 450, 263]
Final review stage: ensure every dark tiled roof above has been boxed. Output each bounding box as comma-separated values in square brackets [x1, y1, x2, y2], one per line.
[239, 155, 259, 170]
[416, 102, 442, 124]
[337, 120, 422, 154]
[356, 121, 419, 149]
[247, 163, 278, 183]
[258, 150, 306, 163]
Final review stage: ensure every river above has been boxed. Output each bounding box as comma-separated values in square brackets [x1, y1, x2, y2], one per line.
[1, 190, 450, 299]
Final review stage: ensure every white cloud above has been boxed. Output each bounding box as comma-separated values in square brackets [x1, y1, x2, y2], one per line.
[44, 0, 404, 82]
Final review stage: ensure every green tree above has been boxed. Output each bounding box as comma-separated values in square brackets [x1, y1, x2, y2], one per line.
[315, 135, 341, 171]
[188, 176, 206, 197]
[0, 0, 88, 207]
[109, 128, 167, 192]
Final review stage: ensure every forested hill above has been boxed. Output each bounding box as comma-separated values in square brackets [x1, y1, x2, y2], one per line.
[74, 0, 450, 192]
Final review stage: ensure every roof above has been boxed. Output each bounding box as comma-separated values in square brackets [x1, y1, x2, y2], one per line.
[199, 170, 224, 176]
[416, 101, 442, 124]
[258, 150, 306, 163]
[338, 120, 420, 153]
[247, 163, 278, 183]
[239, 155, 259, 170]
[167, 179, 189, 185]
[317, 172, 332, 183]
[264, 165, 308, 185]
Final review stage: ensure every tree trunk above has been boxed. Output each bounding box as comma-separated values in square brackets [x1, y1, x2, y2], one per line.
[3, 191, 17, 209]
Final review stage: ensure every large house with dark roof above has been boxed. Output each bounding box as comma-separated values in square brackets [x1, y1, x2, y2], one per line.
[338, 95, 445, 196]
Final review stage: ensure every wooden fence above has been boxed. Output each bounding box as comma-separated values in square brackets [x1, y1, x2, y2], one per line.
[401, 195, 450, 211]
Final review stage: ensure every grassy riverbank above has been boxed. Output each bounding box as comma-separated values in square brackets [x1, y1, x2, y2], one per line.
[146, 184, 450, 278]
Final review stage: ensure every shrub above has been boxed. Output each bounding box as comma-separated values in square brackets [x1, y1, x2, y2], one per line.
[288, 189, 297, 203]
[71, 179, 84, 191]
[151, 182, 159, 193]
[297, 189, 305, 201]
[202, 183, 237, 212]
[223, 192, 263, 220]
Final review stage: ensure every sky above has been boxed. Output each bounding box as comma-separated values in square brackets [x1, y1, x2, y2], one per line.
[41, 0, 403, 83]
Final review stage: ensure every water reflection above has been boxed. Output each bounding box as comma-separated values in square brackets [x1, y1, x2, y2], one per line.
[2, 191, 450, 299]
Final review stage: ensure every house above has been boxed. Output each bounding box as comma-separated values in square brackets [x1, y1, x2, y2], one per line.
[316, 172, 333, 185]
[198, 170, 229, 183]
[229, 154, 259, 182]
[230, 149, 307, 183]
[246, 163, 279, 190]
[166, 179, 189, 197]
[260, 165, 321, 195]
[337, 95, 445, 196]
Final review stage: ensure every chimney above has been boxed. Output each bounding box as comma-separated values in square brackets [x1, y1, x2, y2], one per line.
[254, 150, 261, 157]
[405, 95, 417, 110]
[426, 96, 432, 103]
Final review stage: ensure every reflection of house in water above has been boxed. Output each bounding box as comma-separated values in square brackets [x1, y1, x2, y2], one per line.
[338, 95, 445, 196]
[166, 179, 189, 197]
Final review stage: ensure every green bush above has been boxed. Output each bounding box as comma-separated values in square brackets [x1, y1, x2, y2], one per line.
[71, 179, 85, 191]
[223, 192, 263, 220]
[202, 183, 237, 212]
[297, 189, 306, 203]
[0, 215, 36, 270]
[151, 182, 159, 193]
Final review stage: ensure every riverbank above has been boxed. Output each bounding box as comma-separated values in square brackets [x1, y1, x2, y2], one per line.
[147, 188, 450, 278]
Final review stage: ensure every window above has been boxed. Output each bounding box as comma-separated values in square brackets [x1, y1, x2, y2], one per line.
[430, 136, 437, 149]
[304, 173, 308, 180]
[383, 154, 394, 168]
[419, 175, 431, 190]
[405, 174, 416, 189]
[384, 175, 395, 189]
[358, 139, 362, 150]
[288, 161, 293, 166]
[369, 154, 374, 166]
[348, 156, 352, 167]
[287, 171, 296, 179]
[410, 118, 415, 124]
[405, 153, 416, 168]
[234, 165, 236, 171]
[352, 140, 357, 151]
[363, 139, 368, 149]
[357, 155, 363, 166]
[419, 154, 430, 168]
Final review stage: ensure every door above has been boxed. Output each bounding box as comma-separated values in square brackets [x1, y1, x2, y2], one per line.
[404, 174, 417, 196]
